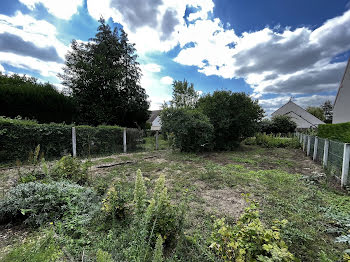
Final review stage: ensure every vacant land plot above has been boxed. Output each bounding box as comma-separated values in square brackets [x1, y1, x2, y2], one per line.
[1, 145, 349, 261]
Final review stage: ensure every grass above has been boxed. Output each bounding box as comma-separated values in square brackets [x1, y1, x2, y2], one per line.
[1, 145, 350, 261]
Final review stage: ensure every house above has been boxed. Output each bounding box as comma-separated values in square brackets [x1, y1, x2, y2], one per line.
[147, 110, 161, 131]
[271, 100, 325, 129]
[333, 58, 350, 124]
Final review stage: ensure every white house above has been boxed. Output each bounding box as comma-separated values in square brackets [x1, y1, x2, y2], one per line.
[272, 100, 325, 129]
[148, 110, 161, 131]
[333, 58, 350, 124]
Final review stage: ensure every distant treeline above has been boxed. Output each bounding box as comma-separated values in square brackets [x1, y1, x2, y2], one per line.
[0, 73, 75, 124]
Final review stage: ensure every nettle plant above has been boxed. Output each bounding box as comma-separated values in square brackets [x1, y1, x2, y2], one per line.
[210, 199, 295, 262]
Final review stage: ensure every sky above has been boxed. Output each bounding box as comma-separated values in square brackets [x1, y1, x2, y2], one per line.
[1, 0, 350, 116]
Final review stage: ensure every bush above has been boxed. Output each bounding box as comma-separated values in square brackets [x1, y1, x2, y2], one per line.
[101, 185, 127, 219]
[197, 91, 264, 150]
[318, 122, 350, 143]
[0, 181, 98, 227]
[210, 199, 295, 261]
[51, 155, 89, 184]
[161, 108, 214, 152]
[0, 117, 142, 162]
[260, 115, 297, 135]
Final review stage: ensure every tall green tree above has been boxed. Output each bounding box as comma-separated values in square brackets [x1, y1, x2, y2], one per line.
[170, 79, 199, 108]
[306, 106, 325, 121]
[59, 18, 149, 127]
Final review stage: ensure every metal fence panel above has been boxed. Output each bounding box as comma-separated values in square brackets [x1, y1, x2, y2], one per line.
[328, 140, 344, 180]
[316, 138, 325, 164]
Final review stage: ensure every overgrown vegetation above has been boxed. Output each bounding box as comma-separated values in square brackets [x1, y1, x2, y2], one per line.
[245, 133, 300, 148]
[1, 143, 350, 261]
[210, 198, 294, 261]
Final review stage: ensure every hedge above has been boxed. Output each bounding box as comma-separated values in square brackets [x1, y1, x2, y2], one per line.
[318, 122, 350, 143]
[0, 117, 143, 163]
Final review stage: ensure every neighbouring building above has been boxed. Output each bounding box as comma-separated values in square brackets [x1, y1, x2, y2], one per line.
[333, 58, 350, 124]
[147, 110, 161, 131]
[272, 100, 325, 129]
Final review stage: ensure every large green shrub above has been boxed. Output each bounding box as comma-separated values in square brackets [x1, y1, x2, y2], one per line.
[0, 181, 98, 227]
[318, 122, 350, 143]
[0, 117, 142, 162]
[197, 91, 264, 150]
[0, 73, 75, 124]
[161, 108, 214, 152]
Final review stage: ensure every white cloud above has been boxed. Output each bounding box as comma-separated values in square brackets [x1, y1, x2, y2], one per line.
[0, 12, 67, 80]
[86, 0, 215, 54]
[0, 52, 63, 78]
[18, 0, 83, 20]
[174, 9, 350, 98]
[141, 63, 162, 73]
[0, 63, 4, 72]
[160, 76, 173, 85]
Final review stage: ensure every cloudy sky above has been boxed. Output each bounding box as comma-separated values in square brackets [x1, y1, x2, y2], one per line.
[1, 0, 350, 115]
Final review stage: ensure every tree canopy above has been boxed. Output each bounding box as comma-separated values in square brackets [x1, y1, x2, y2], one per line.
[59, 18, 149, 127]
[170, 79, 198, 108]
[0, 73, 75, 123]
[306, 106, 326, 121]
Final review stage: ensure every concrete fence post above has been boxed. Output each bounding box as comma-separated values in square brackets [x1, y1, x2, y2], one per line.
[299, 133, 303, 144]
[341, 143, 350, 188]
[72, 127, 77, 157]
[323, 139, 329, 168]
[307, 136, 311, 156]
[303, 135, 307, 151]
[313, 136, 318, 161]
[123, 128, 127, 153]
[155, 131, 159, 150]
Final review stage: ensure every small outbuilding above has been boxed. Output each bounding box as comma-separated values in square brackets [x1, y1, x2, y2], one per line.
[333, 58, 350, 124]
[271, 100, 325, 129]
[147, 110, 161, 131]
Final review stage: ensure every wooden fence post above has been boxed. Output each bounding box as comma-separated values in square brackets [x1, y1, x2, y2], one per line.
[155, 131, 159, 150]
[323, 139, 329, 168]
[72, 127, 77, 157]
[307, 136, 311, 156]
[123, 128, 127, 153]
[313, 136, 318, 161]
[341, 143, 350, 188]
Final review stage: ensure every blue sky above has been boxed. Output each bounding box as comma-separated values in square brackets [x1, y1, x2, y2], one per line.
[0, 0, 350, 115]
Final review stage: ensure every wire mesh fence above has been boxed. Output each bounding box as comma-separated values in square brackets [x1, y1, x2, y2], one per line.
[296, 132, 350, 187]
[316, 138, 325, 164]
[328, 140, 344, 180]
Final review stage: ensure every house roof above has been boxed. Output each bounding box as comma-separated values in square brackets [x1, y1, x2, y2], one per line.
[147, 110, 161, 123]
[334, 57, 350, 106]
[271, 100, 325, 128]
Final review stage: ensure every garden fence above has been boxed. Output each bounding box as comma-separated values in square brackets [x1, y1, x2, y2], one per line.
[296, 132, 350, 187]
